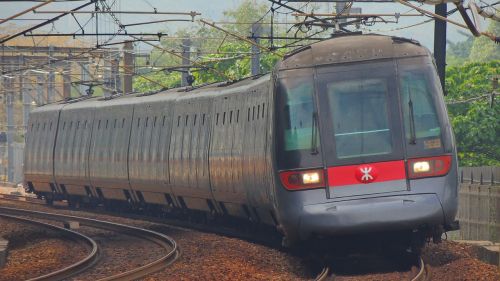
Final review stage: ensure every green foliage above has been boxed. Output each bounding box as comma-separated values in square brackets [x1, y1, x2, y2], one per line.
[445, 61, 500, 166]
[469, 16, 500, 62]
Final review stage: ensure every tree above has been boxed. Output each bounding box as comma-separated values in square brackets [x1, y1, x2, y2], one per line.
[445, 61, 500, 166]
[468, 15, 500, 62]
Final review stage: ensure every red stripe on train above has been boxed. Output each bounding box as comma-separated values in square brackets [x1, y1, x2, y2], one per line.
[327, 160, 407, 186]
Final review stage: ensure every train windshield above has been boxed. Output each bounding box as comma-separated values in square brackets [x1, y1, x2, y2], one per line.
[398, 60, 447, 156]
[315, 61, 404, 166]
[275, 69, 323, 170]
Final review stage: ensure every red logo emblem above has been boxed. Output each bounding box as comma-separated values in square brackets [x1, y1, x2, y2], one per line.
[355, 165, 378, 184]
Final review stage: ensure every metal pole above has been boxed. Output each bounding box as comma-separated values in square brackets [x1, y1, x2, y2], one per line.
[6, 66, 14, 182]
[63, 60, 71, 100]
[434, 4, 447, 94]
[251, 23, 261, 76]
[181, 39, 191, 87]
[0, 0, 55, 25]
[47, 45, 55, 102]
[123, 42, 134, 94]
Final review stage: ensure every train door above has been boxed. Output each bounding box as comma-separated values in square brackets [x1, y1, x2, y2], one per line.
[315, 61, 408, 198]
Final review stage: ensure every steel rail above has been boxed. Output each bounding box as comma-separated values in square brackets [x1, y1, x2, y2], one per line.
[0, 206, 180, 281]
[314, 266, 331, 281]
[0, 213, 100, 281]
[411, 257, 429, 281]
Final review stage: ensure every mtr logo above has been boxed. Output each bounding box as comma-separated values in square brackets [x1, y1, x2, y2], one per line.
[355, 165, 378, 184]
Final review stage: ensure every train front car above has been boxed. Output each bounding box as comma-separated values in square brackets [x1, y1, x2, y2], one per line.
[273, 35, 459, 250]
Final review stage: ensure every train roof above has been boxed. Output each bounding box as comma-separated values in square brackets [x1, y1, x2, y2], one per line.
[278, 34, 430, 70]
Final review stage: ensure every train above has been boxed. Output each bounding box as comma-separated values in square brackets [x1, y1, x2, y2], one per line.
[24, 34, 459, 249]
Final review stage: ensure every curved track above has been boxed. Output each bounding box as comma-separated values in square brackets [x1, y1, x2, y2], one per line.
[411, 257, 429, 281]
[0, 213, 99, 281]
[0, 206, 180, 281]
[314, 256, 428, 281]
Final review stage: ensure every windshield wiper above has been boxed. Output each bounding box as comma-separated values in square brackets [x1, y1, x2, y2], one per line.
[311, 112, 319, 154]
[408, 98, 417, 145]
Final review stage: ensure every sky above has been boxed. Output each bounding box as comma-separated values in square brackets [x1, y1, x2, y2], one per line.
[0, 0, 496, 50]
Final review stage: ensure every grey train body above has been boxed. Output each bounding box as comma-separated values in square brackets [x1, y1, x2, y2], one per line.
[24, 35, 459, 244]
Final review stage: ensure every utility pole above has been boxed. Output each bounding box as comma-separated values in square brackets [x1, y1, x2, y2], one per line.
[6, 64, 14, 182]
[251, 23, 261, 76]
[62, 60, 71, 100]
[47, 45, 55, 103]
[434, 4, 447, 94]
[123, 41, 134, 94]
[181, 38, 191, 87]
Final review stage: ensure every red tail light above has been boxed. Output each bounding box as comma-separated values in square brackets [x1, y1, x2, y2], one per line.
[407, 155, 452, 179]
[279, 169, 326, 191]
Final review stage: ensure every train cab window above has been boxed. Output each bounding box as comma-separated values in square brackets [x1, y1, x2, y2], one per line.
[276, 72, 322, 169]
[399, 66, 445, 155]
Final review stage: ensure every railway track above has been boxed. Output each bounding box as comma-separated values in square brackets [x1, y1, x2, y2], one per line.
[313, 256, 429, 281]
[0, 206, 180, 281]
[0, 213, 99, 281]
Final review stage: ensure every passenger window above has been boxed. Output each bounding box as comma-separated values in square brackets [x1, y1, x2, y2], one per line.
[98, 120, 101, 130]
[252, 106, 255, 120]
[137, 118, 140, 128]
[114, 119, 117, 128]
[69, 122, 72, 130]
[162, 116, 166, 126]
[202, 114, 206, 125]
[193, 114, 197, 126]
[177, 116, 181, 127]
[50, 122, 52, 131]
[230, 111, 233, 124]
[257, 105, 260, 120]
[63, 122, 66, 130]
[262, 103, 265, 118]
[153, 116, 157, 127]
[146, 117, 149, 127]
[105, 120, 108, 129]
[122, 118, 125, 128]
[77, 121, 80, 129]
[185, 115, 188, 126]
[84, 120, 87, 129]
[223, 112, 226, 125]
[237, 110, 240, 123]
[216, 113, 219, 125]
[247, 108, 250, 122]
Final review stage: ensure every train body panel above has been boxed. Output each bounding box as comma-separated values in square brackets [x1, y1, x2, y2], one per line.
[24, 34, 459, 245]
[25, 103, 65, 193]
